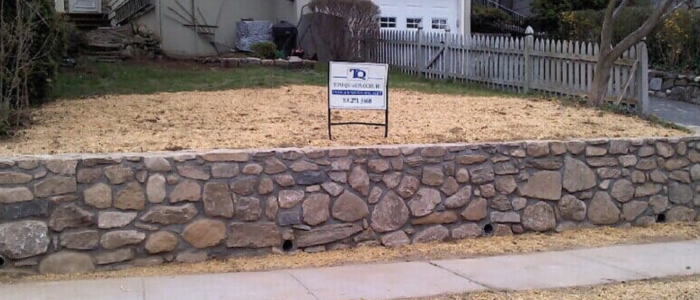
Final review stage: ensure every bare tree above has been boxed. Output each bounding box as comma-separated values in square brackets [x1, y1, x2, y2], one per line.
[308, 0, 380, 60]
[588, 0, 688, 106]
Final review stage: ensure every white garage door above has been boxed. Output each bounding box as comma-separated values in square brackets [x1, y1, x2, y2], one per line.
[374, 0, 460, 32]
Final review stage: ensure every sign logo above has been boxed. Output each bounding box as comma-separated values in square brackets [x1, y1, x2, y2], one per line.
[348, 68, 368, 81]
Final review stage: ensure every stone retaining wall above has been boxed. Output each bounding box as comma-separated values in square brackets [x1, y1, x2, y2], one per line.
[649, 70, 700, 105]
[1, 137, 700, 275]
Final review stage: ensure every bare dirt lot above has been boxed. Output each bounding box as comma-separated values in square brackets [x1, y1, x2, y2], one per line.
[0, 85, 687, 155]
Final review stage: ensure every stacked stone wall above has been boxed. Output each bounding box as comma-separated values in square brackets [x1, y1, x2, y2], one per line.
[649, 70, 700, 105]
[1, 137, 699, 274]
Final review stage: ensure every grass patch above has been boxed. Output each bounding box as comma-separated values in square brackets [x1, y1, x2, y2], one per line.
[53, 60, 519, 99]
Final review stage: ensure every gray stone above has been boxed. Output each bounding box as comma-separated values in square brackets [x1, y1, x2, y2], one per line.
[231, 178, 258, 196]
[634, 216, 657, 227]
[396, 175, 419, 199]
[95, 249, 134, 265]
[563, 157, 596, 193]
[632, 171, 647, 183]
[236, 197, 262, 221]
[665, 158, 690, 171]
[411, 211, 459, 225]
[622, 201, 648, 221]
[212, 163, 239, 178]
[273, 174, 295, 187]
[456, 154, 488, 165]
[412, 225, 449, 243]
[296, 171, 327, 186]
[175, 251, 208, 264]
[349, 166, 370, 196]
[140, 203, 198, 225]
[635, 183, 663, 198]
[177, 165, 210, 180]
[519, 171, 562, 201]
[512, 197, 528, 211]
[144, 157, 171, 172]
[666, 206, 697, 222]
[321, 182, 344, 197]
[290, 160, 320, 172]
[100, 230, 146, 250]
[201, 152, 249, 162]
[611, 179, 635, 202]
[371, 192, 409, 233]
[266, 196, 279, 220]
[227, 223, 281, 248]
[17, 160, 38, 170]
[566, 141, 586, 154]
[619, 155, 638, 167]
[0, 172, 32, 184]
[461, 197, 488, 221]
[557, 195, 586, 221]
[587, 157, 619, 167]
[380, 231, 411, 248]
[522, 202, 556, 232]
[441, 177, 460, 196]
[470, 165, 496, 183]
[526, 142, 550, 157]
[407, 188, 442, 217]
[303, 194, 330, 226]
[330, 158, 353, 171]
[104, 166, 134, 184]
[242, 164, 263, 175]
[45, 159, 78, 175]
[586, 146, 607, 157]
[170, 180, 201, 203]
[278, 211, 302, 226]
[98, 211, 137, 229]
[0, 187, 34, 204]
[0, 200, 48, 220]
[451, 223, 482, 239]
[382, 172, 403, 189]
[692, 164, 700, 181]
[588, 192, 620, 225]
[203, 182, 234, 218]
[115, 182, 146, 210]
[649, 195, 669, 214]
[332, 191, 369, 222]
[368, 159, 391, 173]
[34, 176, 77, 197]
[0, 220, 49, 259]
[650, 170, 668, 183]
[597, 168, 622, 179]
[39, 252, 95, 275]
[60, 230, 99, 250]
[656, 142, 674, 158]
[609, 140, 630, 154]
[147, 174, 166, 203]
[182, 219, 227, 248]
[49, 203, 94, 231]
[368, 187, 383, 204]
[263, 157, 287, 174]
[445, 186, 472, 209]
[495, 176, 517, 194]
[296, 223, 363, 247]
[456, 168, 470, 183]
[636, 158, 658, 170]
[84, 183, 112, 209]
[490, 195, 512, 211]
[145, 231, 179, 254]
[649, 77, 663, 90]
[490, 211, 521, 223]
[669, 182, 693, 204]
[670, 171, 691, 183]
[638, 146, 655, 157]
[279, 190, 305, 209]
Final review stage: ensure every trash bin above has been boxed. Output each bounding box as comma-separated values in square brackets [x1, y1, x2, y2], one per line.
[272, 21, 298, 58]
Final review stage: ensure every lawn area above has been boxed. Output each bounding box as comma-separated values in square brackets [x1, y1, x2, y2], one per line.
[0, 60, 687, 155]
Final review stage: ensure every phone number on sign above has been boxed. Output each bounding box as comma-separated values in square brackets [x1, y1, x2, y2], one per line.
[342, 98, 374, 104]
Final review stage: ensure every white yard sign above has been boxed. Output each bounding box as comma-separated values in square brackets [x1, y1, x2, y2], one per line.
[329, 62, 389, 110]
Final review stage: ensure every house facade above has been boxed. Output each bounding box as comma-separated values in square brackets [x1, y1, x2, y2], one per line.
[374, 0, 471, 35]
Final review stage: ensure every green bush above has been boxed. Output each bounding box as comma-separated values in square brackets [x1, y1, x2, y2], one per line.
[472, 5, 512, 34]
[251, 41, 277, 59]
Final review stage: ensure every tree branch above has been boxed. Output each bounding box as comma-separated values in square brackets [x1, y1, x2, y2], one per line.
[608, 0, 675, 60]
[612, 0, 632, 21]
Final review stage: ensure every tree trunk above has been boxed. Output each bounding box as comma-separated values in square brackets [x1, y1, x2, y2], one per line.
[588, 57, 614, 106]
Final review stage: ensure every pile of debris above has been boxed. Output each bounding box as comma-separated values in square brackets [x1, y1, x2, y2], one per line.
[83, 23, 162, 62]
[197, 56, 317, 69]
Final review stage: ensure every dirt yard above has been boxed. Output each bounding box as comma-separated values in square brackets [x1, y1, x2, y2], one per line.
[0, 85, 687, 155]
[1, 222, 697, 284]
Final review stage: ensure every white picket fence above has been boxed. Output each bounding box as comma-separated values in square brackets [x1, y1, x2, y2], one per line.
[364, 29, 649, 111]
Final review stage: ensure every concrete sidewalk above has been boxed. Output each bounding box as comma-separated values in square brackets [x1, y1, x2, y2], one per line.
[4, 240, 700, 300]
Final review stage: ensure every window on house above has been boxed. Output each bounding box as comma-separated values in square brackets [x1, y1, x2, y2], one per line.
[406, 18, 422, 29]
[431, 18, 448, 30]
[380, 17, 397, 28]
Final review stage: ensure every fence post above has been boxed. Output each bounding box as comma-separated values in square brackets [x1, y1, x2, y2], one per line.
[417, 27, 424, 76]
[638, 39, 649, 115]
[523, 26, 534, 94]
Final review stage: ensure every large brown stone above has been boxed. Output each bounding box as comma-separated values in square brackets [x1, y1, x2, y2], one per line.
[146, 174, 166, 203]
[656, 142, 674, 158]
[396, 175, 420, 198]
[490, 211, 521, 223]
[445, 186, 472, 209]
[232, 178, 258, 195]
[692, 164, 700, 181]
[456, 154, 488, 165]
[258, 177, 274, 195]
[45, 159, 78, 175]
[527, 142, 550, 157]
[636, 158, 658, 170]
[371, 192, 410, 233]
[368, 159, 390, 173]
[227, 223, 282, 248]
[97, 211, 137, 229]
[39, 252, 95, 275]
[519, 171, 562, 201]
[332, 191, 369, 222]
[84, 183, 112, 209]
[95, 249, 134, 265]
[634, 183, 662, 198]
[451, 223, 482, 239]
[236, 197, 262, 221]
[588, 192, 620, 225]
[303, 194, 330, 226]
[407, 188, 441, 217]
[49, 203, 94, 232]
[666, 206, 697, 222]
[665, 158, 690, 171]
[140, 203, 198, 225]
[557, 195, 586, 221]
[611, 179, 635, 202]
[104, 166, 134, 184]
[144, 157, 172, 172]
[279, 190, 305, 208]
[669, 182, 693, 204]
[0, 172, 32, 184]
[380, 231, 410, 248]
[649, 195, 669, 214]
[182, 219, 227, 248]
[412, 211, 458, 225]
[60, 230, 99, 250]
[563, 157, 596, 192]
[212, 163, 239, 178]
[522, 202, 556, 232]
[290, 160, 319, 172]
[34, 176, 77, 198]
[461, 197, 488, 221]
[321, 182, 344, 197]
[0, 220, 49, 259]
[203, 182, 234, 218]
[495, 176, 517, 194]
[202, 152, 249, 162]
[100, 230, 146, 249]
[170, 180, 201, 203]
[470, 165, 496, 184]
[622, 201, 648, 221]
[382, 172, 402, 189]
[115, 182, 146, 210]
[421, 166, 445, 187]
[177, 165, 211, 180]
[412, 225, 449, 243]
[0, 187, 34, 204]
[296, 223, 363, 247]
[264, 157, 287, 174]
[145, 231, 179, 254]
[348, 166, 370, 196]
